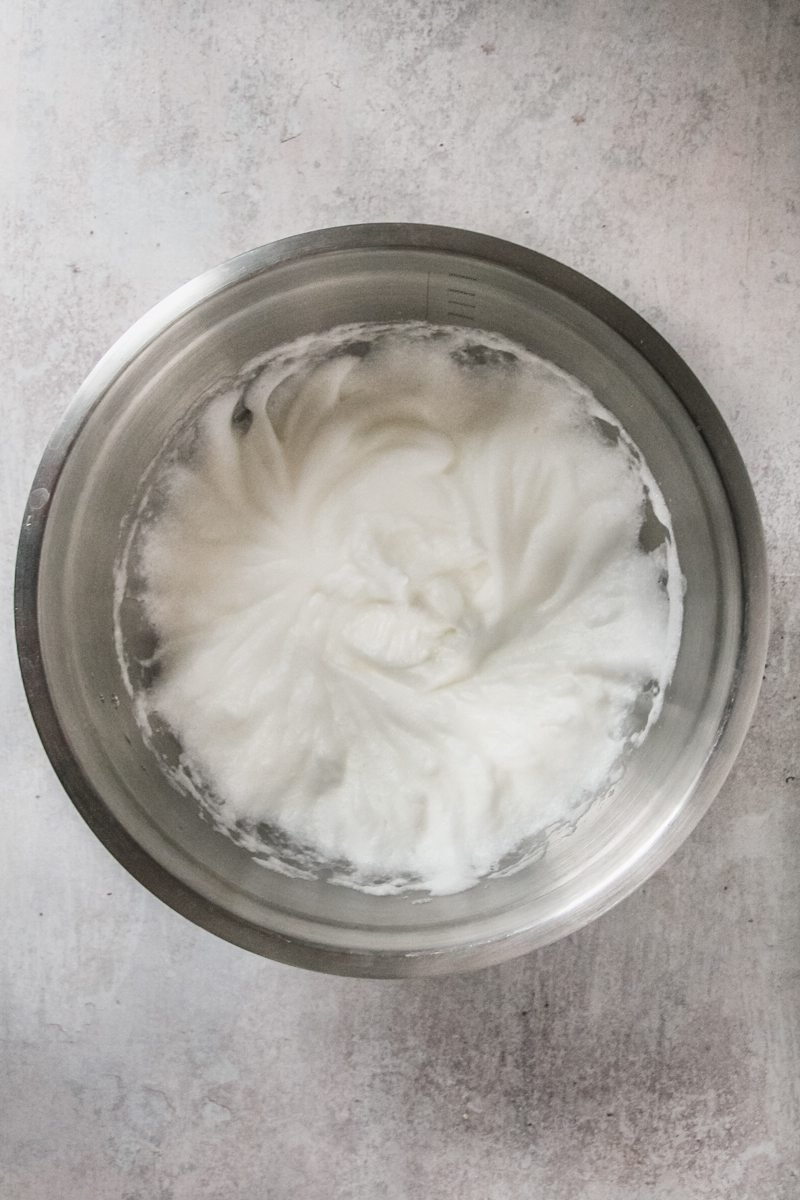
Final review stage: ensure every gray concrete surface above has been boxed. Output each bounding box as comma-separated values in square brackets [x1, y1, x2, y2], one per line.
[2, 1, 799, 1197]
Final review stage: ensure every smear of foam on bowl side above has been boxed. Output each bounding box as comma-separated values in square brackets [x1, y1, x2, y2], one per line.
[113, 322, 683, 895]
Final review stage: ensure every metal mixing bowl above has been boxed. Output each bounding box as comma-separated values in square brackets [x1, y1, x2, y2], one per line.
[15, 224, 768, 977]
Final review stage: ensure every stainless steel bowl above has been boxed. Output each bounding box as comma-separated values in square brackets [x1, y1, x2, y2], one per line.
[15, 224, 769, 977]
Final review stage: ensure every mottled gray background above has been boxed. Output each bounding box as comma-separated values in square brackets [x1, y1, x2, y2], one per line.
[2, 1, 799, 1197]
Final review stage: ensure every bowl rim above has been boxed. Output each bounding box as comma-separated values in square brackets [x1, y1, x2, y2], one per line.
[14, 222, 770, 977]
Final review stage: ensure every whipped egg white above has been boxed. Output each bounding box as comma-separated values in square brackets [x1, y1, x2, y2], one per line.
[122, 323, 683, 894]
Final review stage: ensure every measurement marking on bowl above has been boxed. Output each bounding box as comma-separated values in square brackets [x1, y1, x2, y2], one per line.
[445, 273, 477, 323]
[426, 270, 480, 324]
